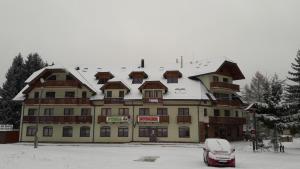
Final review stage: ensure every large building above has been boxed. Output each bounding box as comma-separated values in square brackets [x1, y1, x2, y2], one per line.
[14, 58, 246, 143]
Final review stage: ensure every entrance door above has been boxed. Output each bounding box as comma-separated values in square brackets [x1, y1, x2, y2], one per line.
[149, 128, 157, 142]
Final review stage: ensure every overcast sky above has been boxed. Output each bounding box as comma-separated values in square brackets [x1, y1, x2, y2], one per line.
[1, 0, 300, 88]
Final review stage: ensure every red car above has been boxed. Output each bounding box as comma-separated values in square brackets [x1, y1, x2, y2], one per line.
[203, 138, 235, 167]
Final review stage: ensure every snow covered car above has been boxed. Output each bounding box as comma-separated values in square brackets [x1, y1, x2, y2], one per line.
[203, 138, 235, 167]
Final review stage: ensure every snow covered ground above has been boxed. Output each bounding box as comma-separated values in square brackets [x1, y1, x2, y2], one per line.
[1, 139, 300, 169]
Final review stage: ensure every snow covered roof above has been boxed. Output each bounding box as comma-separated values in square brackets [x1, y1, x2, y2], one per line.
[13, 57, 241, 101]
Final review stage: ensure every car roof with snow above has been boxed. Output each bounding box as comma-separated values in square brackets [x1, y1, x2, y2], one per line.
[205, 138, 232, 152]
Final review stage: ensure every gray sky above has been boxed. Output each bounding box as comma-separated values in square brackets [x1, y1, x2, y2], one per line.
[1, 0, 300, 88]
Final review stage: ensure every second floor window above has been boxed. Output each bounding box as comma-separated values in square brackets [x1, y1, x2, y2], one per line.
[44, 108, 54, 116]
[157, 108, 168, 116]
[225, 110, 230, 117]
[65, 91, 75, 98]
[28, 109, 37, 116]
[139, 108, 150, 116]
[119, 91, 124, 98]
[45, 92, 55, 98]
[106, 91, 112, 98]
[101, 108, 111, 116]
[119, 108, 129, 116]
[81, 108, 91, 116]
[64, 108, 74, 116]
[178, 108, 189, 116]
[214, 109, 220, 117]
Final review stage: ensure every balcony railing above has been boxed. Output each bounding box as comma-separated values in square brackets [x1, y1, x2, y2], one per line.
[210, 82, 240, 92]
[24, 98, 91, 105]
[159, 116, 169, 123]
[143, 98, 163, 104]
[98, 116, 107, 123]
[35, 80, 80, 87]
[22, 116, 92, 124]
[209, 116, 246, 125]
[103, 98, 124, 104]
[177, 116, 191, 123]
[215, 100, 242, 107]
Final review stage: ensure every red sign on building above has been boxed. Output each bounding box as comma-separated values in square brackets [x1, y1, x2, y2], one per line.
[138, 116, 160, 123]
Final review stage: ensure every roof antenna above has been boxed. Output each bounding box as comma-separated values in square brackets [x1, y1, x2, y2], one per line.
[180, 56, 183, 68]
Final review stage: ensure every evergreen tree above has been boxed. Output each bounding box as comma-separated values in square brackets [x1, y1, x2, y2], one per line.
[24, 53, 47, 78]
[286, 50, 300, 108]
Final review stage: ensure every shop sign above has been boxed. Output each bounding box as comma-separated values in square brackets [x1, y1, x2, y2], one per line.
[0, 124, 13, 131]
[138, 116, 160, 123]
[106, 116, 129, 123]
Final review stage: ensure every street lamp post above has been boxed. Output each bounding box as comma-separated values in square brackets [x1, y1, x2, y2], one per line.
[34, 78, 45, 149]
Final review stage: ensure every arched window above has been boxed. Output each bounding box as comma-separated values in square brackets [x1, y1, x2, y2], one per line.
[62, 126, 73, 137]
[80, 126, 90, 137]
[26, 126, 36, 136]
[179, 127, 190, 138]
[100, 126, 110, 137]
[43, 126, 53, 137]
[118, 127, 128, 137]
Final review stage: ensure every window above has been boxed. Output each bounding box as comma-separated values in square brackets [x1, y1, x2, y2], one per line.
[119, 108, 129, 116]
[98, 78, 109, 84]
[26, 126, 36, 136]
[223, 78, 228, 83]
[132, 78, 143, 84]
[106, 91, 112, 98]
[225, 110, 230, 117]
[144, 90, 152, 98]
[178, 108, 189, 116]
[43, 126, 53, 137]
[48, 75, 56, 80]
[213, 76, 219, 82]
[157, 108, 168, 116]
[28, 109, 37, 116]
[64, 108, 74, 116]
[235, 111, 239, 117]
[157, 127, 168, 137]
[66, 74, 74, 80]
[44, 108, 54, 116]
[154, 90, 162, 98]
[101, 108, 111, 116]
[213, 93, 230, 100]
[144, 90, 162, 98]
[119, 91, 125, 98]
[118, 127, 128, 137]
[80, 126, 90, 137]
[139, 108, 150, 115]
[214, 109, 220, 117]
[34, 92, 39, 99]
[179, 127, 190, 138]
[65, 91, 75, 98]
[167, 78, 178, 83]
[63, 126, 73, 137]
[100, 126, 110, 137]
[45, 92, 55, 98]
[204, 108, 207, 117]
[82, 91, 87, 98]
[139, 127, 150, 137]
[81, 108, 91, 116]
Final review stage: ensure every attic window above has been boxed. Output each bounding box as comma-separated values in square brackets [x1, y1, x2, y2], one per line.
[95, 72, 114, 84]
[129, 71, 148, 84]
[133, 78, 143, 84]
[98, 78, 110, 84]
[66, 75, 74, 80]
[163, 70, 182, 83]
[47, 75, 56, 81]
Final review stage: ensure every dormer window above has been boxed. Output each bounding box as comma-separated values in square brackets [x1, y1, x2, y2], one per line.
[213, 76, 219, 82]
[106, 91, 112, 98]
[144, 90, 162, 98]
[47, 75, 56, 81]
[129, 71, 148, 84]
[119, 91, 125, 98]
[100, 81, 130, 98]
[95, 72, 114, 84]
[66, 74, 74, 80]
[163, 70, 182, 83]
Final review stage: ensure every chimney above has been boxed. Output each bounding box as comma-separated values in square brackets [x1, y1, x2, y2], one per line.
[141, 59, 145, 68]
[180, 56, 183, 68]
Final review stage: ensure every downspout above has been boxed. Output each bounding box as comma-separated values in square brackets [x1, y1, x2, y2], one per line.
[131, 103, 135, 142]
[92, 105, 96, 143]
[197, 102, 200, 143]
[19, 102, 25, 142]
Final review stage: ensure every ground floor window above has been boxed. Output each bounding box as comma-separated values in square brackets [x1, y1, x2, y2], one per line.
[100, 126, 110, 137]
[157, 127, 168, 137]
[118, 127, 129, 137]
[43, 126, 53, 137]
[80, 126, 90, 137]
[26, 126, 36, 136]
[63, 126, 73, 137]
[179, 127, 190, 138]
[139, 127, 150, 137]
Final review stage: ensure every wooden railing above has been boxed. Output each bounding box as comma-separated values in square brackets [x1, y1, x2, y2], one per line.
[103, 98, 124, 104]
[210, 82, 240, 92]
[22, 116, 92, 124]
[35, 80, 80, 87]
[209, 116, 246, 125]
[24, 98, 91, 105]
[143, 98, 163, 104]
[215, 100, 242, 107]
[177, 116, 192, 123]
[98, 116, 107, 123]
[159, 116, 169, 123]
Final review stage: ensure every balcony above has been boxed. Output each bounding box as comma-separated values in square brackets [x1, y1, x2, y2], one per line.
[35, 80, 80, 87]
[209, 116, 246, 125]
[215, 100, 242, 107]
[177, 116, 191, 123]
[104, 98, 124, 104]
[22, 116, 92, 124]
[98, 116, 107, 123]
[210, 82, 240, 92]
[159, 116, 169, 123]
[143, 98, 163, 104]
[24, 98, 91, 105]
